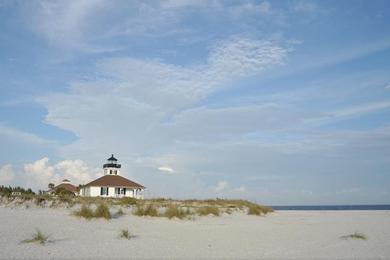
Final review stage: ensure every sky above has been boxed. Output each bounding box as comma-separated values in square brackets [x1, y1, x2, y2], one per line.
[0, 0, 389, 205]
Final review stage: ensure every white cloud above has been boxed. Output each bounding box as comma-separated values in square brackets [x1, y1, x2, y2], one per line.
[39, 37, 288, 162]
[214, 180, 229, 192]
[235, 185, 248, 193]
[158, 166, 175, 174]
[27, 0, 110, 51]
[24, 1, 212, 51]
[23, 157, 100, 190]
[230, 1, 272, 17]
[24, 157, 55, 188]
[293, 1, 319, 13]
[0, 164, 14, 184]
[304, 100, 390, 126]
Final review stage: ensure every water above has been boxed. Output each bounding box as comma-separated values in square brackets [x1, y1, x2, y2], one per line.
[271, 205, 390, 211]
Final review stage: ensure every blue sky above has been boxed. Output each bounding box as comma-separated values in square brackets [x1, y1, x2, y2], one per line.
[0, 0, 389, 205]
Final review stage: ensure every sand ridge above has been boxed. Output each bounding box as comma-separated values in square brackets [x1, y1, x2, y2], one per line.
[0, 207, 389, 259]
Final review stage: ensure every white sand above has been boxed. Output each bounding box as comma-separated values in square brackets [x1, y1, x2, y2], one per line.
[0, 206, 389, 259]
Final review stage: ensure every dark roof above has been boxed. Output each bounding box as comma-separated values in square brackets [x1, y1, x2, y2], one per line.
[103, 163, 121, 169]
[84, 175, 145, 188]
[107, 154, 118, 161]
[54, 183, 78, 193]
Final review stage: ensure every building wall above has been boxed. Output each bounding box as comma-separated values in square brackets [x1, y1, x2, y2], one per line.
[104, 168, 121, 175]
[80, 186, 144, 199]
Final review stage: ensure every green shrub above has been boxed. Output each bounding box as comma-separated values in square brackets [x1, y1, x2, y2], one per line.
[197, 206, 220, 216]
[133, 204, 159, 217]
[54, 187, 75, 197]
[22, 229, 49, 245]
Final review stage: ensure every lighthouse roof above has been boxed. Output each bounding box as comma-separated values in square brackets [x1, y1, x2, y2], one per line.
[107, 154, 118, 161]
[84, 175, 145, 189]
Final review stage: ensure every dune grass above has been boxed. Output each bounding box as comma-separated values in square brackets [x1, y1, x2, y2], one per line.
[247, 203, 274, 216]
[164, 204, 192, 219]
[119, 229, 135, 240]
[74, 205, 95, 219]
[22, 230, 49, 245]
[116, 208, 124, 216]
[2, 193, 273, 219]
[341, 232, 367, 240]
[73, 204, 111, 220]
[133, 204, 159, 217]
[197, 206, 220, 216]
[95, 203, 111, 219]
[115, 197, 138, 207]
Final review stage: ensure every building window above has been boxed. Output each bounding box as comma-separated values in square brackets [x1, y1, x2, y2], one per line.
[115, 188, 126, 195]
[110, 170, 112, 174]
[100, 187, 109, 196]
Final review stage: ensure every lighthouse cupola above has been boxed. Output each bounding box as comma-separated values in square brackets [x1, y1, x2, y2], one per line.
[103, 154, 121, 175]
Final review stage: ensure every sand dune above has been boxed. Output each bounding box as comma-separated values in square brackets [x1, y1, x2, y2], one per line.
[0, 206, 389, 259]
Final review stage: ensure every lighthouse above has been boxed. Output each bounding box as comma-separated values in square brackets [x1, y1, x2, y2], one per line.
[103, 154, 121, 175]
[79, 154, 145, 198]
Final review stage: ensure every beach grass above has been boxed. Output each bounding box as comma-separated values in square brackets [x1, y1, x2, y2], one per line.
[73, 205, 95, 219]
[73, 204, 111, 220]
[116, 197, 138, 206]
[164, 204, 192, 219]
[94, 203, 111, 219]
[341, 232, 367, 240]
[1, 193, 273, 219]
[133, 204, 159, 217]
[116, 208, 124, 216]
[22, 229, 49, 245]
[197, 206, 220, 216]
[119, 229, 134, 239]
[247, 203, 274, 215]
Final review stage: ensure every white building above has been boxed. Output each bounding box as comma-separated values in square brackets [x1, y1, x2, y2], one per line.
[79, 155, 145, 199]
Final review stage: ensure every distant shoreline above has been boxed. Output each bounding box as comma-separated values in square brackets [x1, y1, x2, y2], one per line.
[272, 204, 390, 210]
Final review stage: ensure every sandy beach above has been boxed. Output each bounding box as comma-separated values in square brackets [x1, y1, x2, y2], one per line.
[0, 206, 389, 259]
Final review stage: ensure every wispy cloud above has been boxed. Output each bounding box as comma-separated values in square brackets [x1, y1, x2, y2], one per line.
[214, 180, 229, 192]
[158, 166, 175, 174]
[0, 164, 14, 184]
[0, 123, 52, 145]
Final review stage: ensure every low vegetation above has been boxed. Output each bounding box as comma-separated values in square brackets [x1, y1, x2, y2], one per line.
[115, 208, 125, 217]
[0, 185, 35, 196]
[119, 229, 135, 240]
[94, 203, 111, 219]
[340, 232, 367, 240]
[133, 204, 159, 217]
[163, 204, 192, 219]
[116, 197, 137, 207]
[247, 203, 274, 216]
[1, 186, 274, 220]
[21, 230, 49, 245]
[197, 206, 220, 216]
[73, 204, 111, 220]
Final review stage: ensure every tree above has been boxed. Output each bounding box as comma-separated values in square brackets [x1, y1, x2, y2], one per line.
[48, 183, 55, 190]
